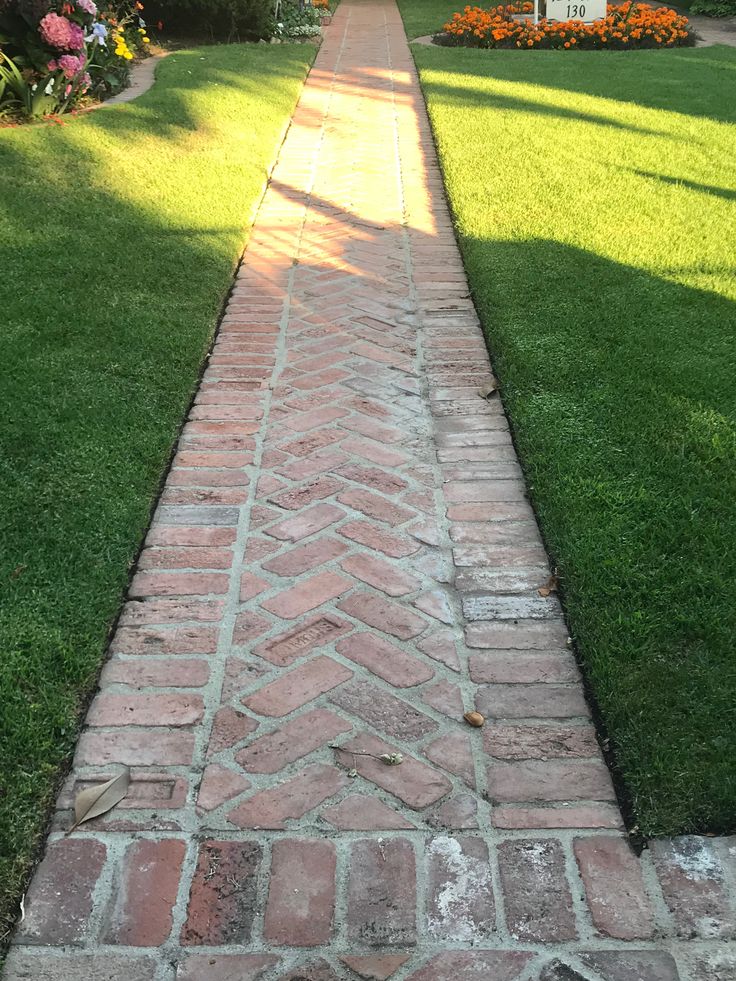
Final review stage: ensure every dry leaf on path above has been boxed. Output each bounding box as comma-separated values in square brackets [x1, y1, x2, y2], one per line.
[538, 572, 560, 598]
[477, 383, 498, 399]
[68, 768, 130, 833]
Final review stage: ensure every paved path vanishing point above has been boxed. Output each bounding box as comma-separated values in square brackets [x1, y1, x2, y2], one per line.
[5, 1, 736, 979]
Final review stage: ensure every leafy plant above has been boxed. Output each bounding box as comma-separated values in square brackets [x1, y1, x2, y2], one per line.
[690, 0, 736, 15]
[274, 0, 321, 37]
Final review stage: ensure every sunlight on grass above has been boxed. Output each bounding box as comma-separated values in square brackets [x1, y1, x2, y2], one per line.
[402, 28, 736, 833]
[0, 42, 312, 944]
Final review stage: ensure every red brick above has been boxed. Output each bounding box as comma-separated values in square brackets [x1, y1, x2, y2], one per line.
[337, 464, 408, 495]
[208, 706, 258, 756]
[104, 839, 184, 945]
[3, 952, 158, 980]
[337, 633, 434, 687]
[486, 724, 600, 760]
[339, 520, 420, 558]
[579, 951, 680, 981]
[75, 728, 195, 766]
[18, 838, 106, 944]
[489, 759, 614, 802]
[265, 503, 345, 542]
[232, 610, 271, 645]
[340, 955, 411, 981]
[574, 837, 655, 940]
[181, 841, 261, 945]
[498, 839, 577, 941]
[331, 680, 437, 741]
[221, 655, 269, 700]
[236, 708, 351, 772]
[100, 658, 209, 689]
[87, 693, 203, 727]
[228, 764, 349, 829]
[263, 538, 348, 577]
[254, 614, 352, 666]
[426, 836, 495, 941]
[449, 518, 538, 543]
[424, 732, 476, 788]
[420, 680, 464, 718]
[476, 684, 588, 719]
[196, 764, 251, 812]
[175, 451, 251, 468]
[347, 839, 416, 947]
[341, 553, 419, 597]
[493, 804, 624, 829]
[338, 488, 414, 527]
[427, 794, 479, 830]
[138, 546, 233, 570]
[129, 571, 229, 597]
[61, 772, 187, 814]
[650, 837, 734, 939]
[175, 955, 280, 981]
[112, 625, 218, 655]
[321, 794, 415, 830]
[469, 651, 579, 683]
[243, 655, 352, 717]
[406, 952, 533, 981]
[119, 598, 224, 626]
[264, 840, 336, 946]
[466, 620, 569, 649]
[336, 734, 451, 809]
[162, 486, 248, 507]
[281, 429, 346, 457]
[240, 572, 268, 602]
[340, 436, 408, 468]
[276, 449, 347, 481]
[269, 476, 343, 510]
[453, 544, 548, 568]
[338, 591, 427, 640]
[417, 630, 460, 672]
[261, 571, 352, 619]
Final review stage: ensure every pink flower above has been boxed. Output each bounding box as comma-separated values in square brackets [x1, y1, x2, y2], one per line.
[39, 12, 85, 50]
[76, 0, 97, 14]
[58, 53, 84, 79]
[47, 59, 58, 71]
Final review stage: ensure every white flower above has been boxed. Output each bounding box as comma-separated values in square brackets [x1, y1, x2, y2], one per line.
[45, 78, 55, 94]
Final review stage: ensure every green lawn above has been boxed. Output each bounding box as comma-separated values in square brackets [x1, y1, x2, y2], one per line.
[399, 2, 736, 835]
[0, 43, 311, 941]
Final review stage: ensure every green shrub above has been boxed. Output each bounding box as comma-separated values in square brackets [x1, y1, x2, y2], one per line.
[690, 0, 736, 15]
[145, 0, 274, 39]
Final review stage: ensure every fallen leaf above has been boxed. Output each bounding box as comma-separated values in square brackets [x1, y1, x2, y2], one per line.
[538, 572, 560, 598]
[378, 753, 403, 766]
[477, 383, 498, 399]
[69, 768, 130, 833]
[463, 711, 485, 728]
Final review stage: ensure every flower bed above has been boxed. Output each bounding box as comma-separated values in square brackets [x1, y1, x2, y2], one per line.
[0, 0, 150, 119]
[437, 1, 694, 48]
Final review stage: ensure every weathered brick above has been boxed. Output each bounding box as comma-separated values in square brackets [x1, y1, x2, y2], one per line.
[489, 759, 615, 802]
[424, 731, 476, 787]
[498, 839, 577, 941]
[486, 724, 599, 760]
[87, 693, 203, 727]
[99, 658, 209, 689]
[175, 955, 279, 980]
[265, 503, 345, 542]
[243, 656, 353, 717]
[341, 553, 419, 596]
[104, 839, 184, 945]
[337, 633, 434, 687]
[331, 680, 437, 741]
[264, 839, 336, 946]
[321, 794, 415, 830]
[236, 708, 351, 772]
[181, 841, 261, 945]
[340, 955, 411, 981]
[138, 546, 233, 569]
[112, 625, 218, 655]
[261, 571, 352, 619]
[269, 476, 343, 511]
[339, 520, 420, 558]
[336, 734, 451, 809]
[3, 952, 157, 981]
[75, 727, 195, 766]
[476, 684, 588, 719]
[208, 706, 258, 755]
[338, 591, 427, 640]
[427, 793, 480, 830]
[493, 804, 623, 830]
[347, 839, 416, 947]
[469, 651, 579, 684]
[18, 838, 106, 944]
[417, 630, 460, 672]
[574, 836, 655, 939]
[263, 538, 348, 577]
[406, 951, 533, 981]
[466, 620, 569, 649]
[579, 951, 681, 981]
[420, 679, 464, 718]
[426, 836, 495, 941]
[338, 488, 415, 527]
[254, 614, 352, 666]
[650, 836, 734, 939]
[228, 764, 349, 829]
[196, 764, 251, 812]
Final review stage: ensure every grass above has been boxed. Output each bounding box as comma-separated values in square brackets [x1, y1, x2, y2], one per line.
[398, 2, 736, 835]
[0, 43, 312, 941]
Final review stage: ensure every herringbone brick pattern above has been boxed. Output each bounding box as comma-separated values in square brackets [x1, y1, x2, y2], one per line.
[5, 1, 735, 979]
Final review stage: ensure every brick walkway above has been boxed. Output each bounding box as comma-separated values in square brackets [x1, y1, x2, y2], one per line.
[5, 2, 735, 979]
